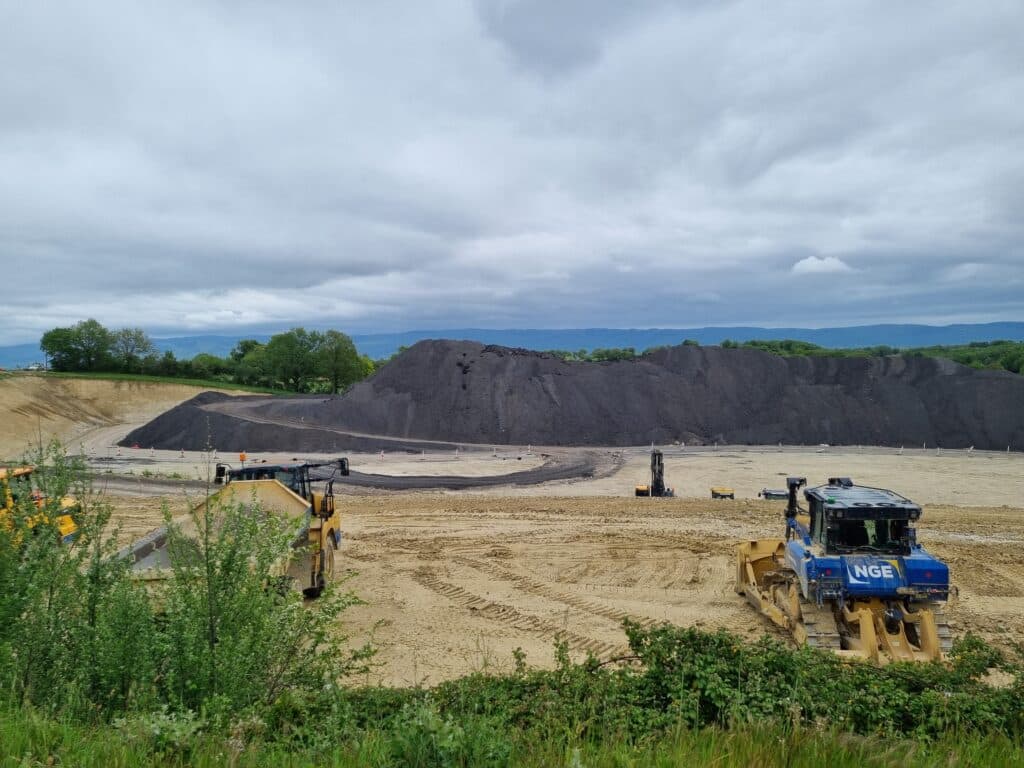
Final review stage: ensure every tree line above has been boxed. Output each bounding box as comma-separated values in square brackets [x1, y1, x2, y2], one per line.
[737, 338, 1024, 373]
[543, 338, 1024, 374]
[39, 319, 374, 393]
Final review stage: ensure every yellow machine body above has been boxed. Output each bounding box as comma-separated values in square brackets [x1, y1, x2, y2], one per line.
[0, 466, 79, 543]
[735, 539, 948, 663]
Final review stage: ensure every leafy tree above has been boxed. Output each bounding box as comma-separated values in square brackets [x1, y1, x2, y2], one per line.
[186, 353, 229, 380]
[39, 327, 78, 371]
[112, 327, 156, 372]
[230, 339, 264, 363]
[156, 350, 178, 376]
[74, 319, 114, 370]
[316, 330, 364, 394]
[233, 344, 270, 387]
[40, 319, 114, 371]
[590, 347, 637, 362]
[264, 328, 319, 392]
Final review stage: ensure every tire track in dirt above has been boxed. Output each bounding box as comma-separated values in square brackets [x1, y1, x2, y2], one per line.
[452, 554, 661, 630]
[411, 567, 626, 657]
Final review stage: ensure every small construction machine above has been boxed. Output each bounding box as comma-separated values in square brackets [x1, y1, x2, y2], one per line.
[213, 458, 350, 597]
[736, 476, 952, 663]
[0, 466, 79, 544]
[635, 449, 674, 497]
[125, 458, 349, 598]
[710, 486, 735, 499]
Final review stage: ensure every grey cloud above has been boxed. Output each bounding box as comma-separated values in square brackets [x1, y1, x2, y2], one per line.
[474, 0, 676, 77]
[1, 0, 1023, 343]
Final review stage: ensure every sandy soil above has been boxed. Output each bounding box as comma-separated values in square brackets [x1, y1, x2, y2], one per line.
[0, 375, 242, 460]
[536, 446, 1024, 506]
[101, 487, 1024, 687]
[9, 378, 1023, 686]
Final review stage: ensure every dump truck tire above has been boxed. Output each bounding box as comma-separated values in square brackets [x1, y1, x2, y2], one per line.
[324, 540, 335, 579]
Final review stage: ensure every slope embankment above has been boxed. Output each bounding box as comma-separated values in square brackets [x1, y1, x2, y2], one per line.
[123, 340, 1024, 451]
[0, 375, 243, 459]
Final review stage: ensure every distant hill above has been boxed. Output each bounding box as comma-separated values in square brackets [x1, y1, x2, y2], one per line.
[3, 323, 1023, 369]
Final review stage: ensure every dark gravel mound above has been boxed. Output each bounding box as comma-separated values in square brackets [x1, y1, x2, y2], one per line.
[124, 340, 1024, 450]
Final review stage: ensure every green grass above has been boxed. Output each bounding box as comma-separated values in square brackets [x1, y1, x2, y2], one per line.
[30, 370, 286, 394]
[2, 706, 1021, 767]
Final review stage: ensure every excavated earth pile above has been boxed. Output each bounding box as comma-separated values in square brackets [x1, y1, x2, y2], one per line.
[124, 340, 1024, 451]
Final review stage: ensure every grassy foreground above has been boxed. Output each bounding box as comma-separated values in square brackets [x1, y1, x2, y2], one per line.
[3, 447, 1023, 767]
[3, 706, 1022, 768]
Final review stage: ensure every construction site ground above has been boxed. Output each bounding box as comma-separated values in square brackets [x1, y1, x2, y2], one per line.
[102, 482, 1024, 687]
[5, 375, 1023, 686]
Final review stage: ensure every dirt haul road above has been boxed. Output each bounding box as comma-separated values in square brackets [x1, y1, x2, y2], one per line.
[105, 492, 1024, 687]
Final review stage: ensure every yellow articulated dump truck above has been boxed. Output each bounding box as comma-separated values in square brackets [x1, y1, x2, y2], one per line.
[1, 466, 79, 544]
[123, 458, 349, 598]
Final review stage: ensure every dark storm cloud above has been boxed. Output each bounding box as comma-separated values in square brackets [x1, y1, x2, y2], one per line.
[1, 0, 1023, 344]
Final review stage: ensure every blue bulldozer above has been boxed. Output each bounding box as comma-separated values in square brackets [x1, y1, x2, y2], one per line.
[736, 476, 953, 663]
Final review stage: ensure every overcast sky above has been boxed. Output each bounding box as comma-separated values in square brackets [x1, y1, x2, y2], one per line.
[2, 0, 1023, 344]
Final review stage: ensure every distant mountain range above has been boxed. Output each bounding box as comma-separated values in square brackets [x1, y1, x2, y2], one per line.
[2, 322, 1023, 369]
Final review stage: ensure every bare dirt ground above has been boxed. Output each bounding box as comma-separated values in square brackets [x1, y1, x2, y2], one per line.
[0, 375, 242, 460]
[8, 377, 1023, 686]
[101, 488, 1024, 687]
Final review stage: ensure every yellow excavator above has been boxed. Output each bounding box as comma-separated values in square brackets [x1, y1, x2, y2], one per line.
[0, 466, 79, 544]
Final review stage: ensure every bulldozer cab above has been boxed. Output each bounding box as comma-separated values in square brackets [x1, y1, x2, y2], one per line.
[806, 482, 920, 556]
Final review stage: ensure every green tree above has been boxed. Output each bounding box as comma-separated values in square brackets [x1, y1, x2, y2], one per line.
[187, 353, 229, 380]
[233, 344, 269, 387]
[73, 319, 114, 370]
[112, 327, 156, 372]
[39, 327, 77, 370]
[316, 330, 363, 394]
[39, 319, 114, 371]
[264, 328, 318, 392]
[156, 350, 178, 376]
[229, 338, 264, 363]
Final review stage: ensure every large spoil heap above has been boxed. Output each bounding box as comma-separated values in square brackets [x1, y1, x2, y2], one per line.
[124, 339, 1024, 451]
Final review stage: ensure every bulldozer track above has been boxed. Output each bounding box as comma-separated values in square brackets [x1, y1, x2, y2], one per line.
[451, 555, 662, 631]
[927, 601, 954, 654]
[800, 597, 842, 650]
[412, 567, 626, 658]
